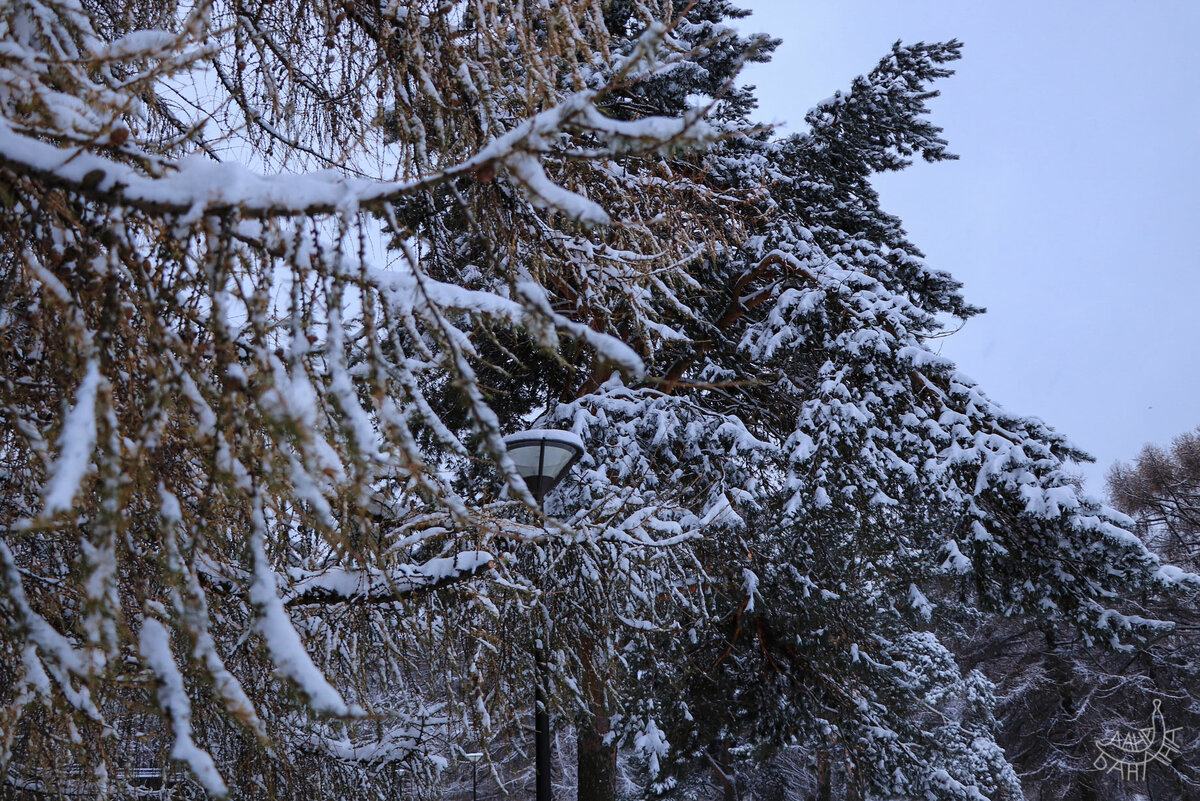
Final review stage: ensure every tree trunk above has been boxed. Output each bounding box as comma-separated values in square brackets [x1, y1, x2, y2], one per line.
[576, 629, 616, 801]
[1043, 628, 1100, 801]
[844, 757, 861, 801]
[815, 748, 831, 801]
[576, 710, 616, 801]
[706, 741, 739, 801]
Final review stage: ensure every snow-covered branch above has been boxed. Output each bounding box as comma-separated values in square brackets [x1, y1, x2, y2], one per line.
[286, 551, 495, 607]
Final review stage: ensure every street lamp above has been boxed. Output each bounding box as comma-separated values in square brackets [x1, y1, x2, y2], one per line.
[462, 752, 483, 801]
[501, 428, 586, 801]
[501, 429, 585, 509]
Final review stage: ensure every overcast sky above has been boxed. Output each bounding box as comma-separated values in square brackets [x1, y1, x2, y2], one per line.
[735, 1, 1200, 496]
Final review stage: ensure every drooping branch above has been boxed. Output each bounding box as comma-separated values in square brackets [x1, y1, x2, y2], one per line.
[0, 22, 717, 225]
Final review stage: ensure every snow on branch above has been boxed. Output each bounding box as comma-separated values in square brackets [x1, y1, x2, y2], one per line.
[0, 80, 713, 224]
[310, 707, 446, 767]
[248, 499, 362, 718]
[0, 541, 102, 720]
[40, 358, 102, 515]
[138, 617, 228, 797]
[286, 551, 495, 607]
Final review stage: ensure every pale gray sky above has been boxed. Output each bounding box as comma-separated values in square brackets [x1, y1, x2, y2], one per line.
[737, 1, 1200, 496]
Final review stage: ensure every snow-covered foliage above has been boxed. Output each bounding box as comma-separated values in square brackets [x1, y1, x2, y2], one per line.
[571, 32, 1195, 801]
[0, 0, 1192, 799]
[0, 0, 747, 795]
[956, 429, 1200, 801]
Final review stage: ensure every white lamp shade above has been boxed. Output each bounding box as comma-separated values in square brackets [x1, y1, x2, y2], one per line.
[502, 429, 585, 504]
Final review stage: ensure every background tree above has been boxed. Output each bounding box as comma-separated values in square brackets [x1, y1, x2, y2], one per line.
[1110, 428, 1200, 569]
[1101, 428, 1200, 799]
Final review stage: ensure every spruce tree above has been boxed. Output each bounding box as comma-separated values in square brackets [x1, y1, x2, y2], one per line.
[542, 33, 1192, 801]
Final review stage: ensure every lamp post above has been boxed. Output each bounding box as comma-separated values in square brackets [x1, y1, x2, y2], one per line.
[501, 429, 585, 801]
[463, 752, 483, 801]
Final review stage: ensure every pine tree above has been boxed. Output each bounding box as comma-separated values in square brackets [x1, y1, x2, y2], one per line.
[557, 35, 1194, 801]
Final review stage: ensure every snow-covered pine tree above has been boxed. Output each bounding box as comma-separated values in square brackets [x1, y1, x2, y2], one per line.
[541, 31, 1198, 801]
[957, 429, 1200, 801]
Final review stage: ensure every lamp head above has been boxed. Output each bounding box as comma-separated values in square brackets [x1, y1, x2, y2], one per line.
[501, 429, 585, 506]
